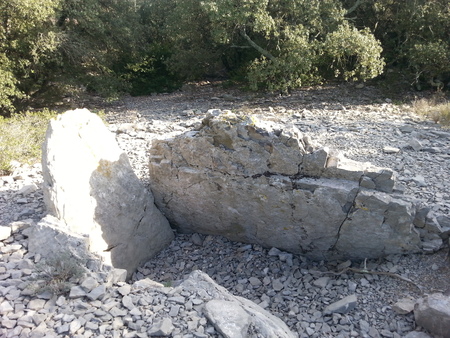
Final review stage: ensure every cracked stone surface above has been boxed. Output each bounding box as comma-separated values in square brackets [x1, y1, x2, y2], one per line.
[149, 110, 442, 260]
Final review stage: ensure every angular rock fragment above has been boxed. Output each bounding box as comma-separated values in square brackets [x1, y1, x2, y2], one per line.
[42, 109, 174, 279]
[148, 317, 174, 336]
[414, 293, 450, 338]
[393, 297, 416, 314]
[204, 300, 251, 338]
[323, 294, 357, 314]
[180, 270, 296, 338]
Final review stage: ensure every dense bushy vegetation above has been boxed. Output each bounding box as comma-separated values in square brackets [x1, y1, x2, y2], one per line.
[1, 0, 449, 116]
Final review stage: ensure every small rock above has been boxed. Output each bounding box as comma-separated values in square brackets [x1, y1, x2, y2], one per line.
[169, 305, 181, 316]
[313, 277, 330, 288]
[268, 247, 282, 256]
[81, 277, 99, 292]
[132, 278, 164, 289]
[17, 183, 38, 195]
[272, 279, 284, 292]
[0, 226, 12, 241]
[69, 286, 87, 299]
[0, 300, 14, 314]
[392, 297, 416, 314]
[69, 319, 82, 334]
[117, 284, 131, 296]
[324, 294, 357, 314]
[87, 284, 106, 301]
[249, 277, 262, 287]
[383, 146, 400, 154]
[408, 139, 423, 151]
[191, 233, 204, 246]
[412, 175, 427, 187]
[360, 278, 370, 287]
[27, 298, 46, 310]
[108, 268, 127, 285]
[122, 295, 134, 310]
[148, 317, 174, 336]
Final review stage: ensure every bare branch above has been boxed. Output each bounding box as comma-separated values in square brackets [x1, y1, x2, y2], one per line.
[346, 0, 366, 15]
[239, 28, 276, 61]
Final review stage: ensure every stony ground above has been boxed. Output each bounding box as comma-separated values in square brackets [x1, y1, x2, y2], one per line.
[1, 82, 450, 337]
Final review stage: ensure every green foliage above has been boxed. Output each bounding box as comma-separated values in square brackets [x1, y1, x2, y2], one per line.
[0, 0, 60, 115]
[163, 0, 225, 80]
[409, 41, 450, 89]
[322, 23, 385, 81]
[2, 0, 449, 114]
[342, 0, 450, 89]
[55, 0, 143, 96]
[196, 0, 385, 91]
[0, 109, 57, 175]
[0, 0, 145, 115]
[0, 54, 23, 115]
[29, 251, 85, 295]
[123, 45, 182, 96]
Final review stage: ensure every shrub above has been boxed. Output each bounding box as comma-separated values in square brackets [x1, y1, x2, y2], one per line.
[29, 251, 85, 295]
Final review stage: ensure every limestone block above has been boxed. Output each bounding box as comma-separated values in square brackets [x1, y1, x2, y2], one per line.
[204, 300, 251, 338]
[180, 270, 297, 338]
[414, 293, 450, 338]
[148, 112, 430, 260]
[335, 189, 421, 259]
[42, 109, 173, 279]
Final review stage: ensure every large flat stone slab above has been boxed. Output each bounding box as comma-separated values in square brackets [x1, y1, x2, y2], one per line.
[148, 111, 437, 260]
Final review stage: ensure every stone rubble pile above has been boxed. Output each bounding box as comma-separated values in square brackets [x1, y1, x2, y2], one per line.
[2, 219, 450, 337]
[1, 222, 297, 337]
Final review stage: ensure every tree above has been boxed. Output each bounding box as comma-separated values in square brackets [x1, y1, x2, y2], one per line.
[341, 0, 450, 89]
[0, 0, 145, 116]
[161, 0, 385, 91]
[0, 0, 60, 115]
[55, 0, 144, 96]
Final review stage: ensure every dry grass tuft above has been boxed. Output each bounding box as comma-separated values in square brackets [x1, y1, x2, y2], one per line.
[0, 110, 57, 175]
[413, 93, 450, 126]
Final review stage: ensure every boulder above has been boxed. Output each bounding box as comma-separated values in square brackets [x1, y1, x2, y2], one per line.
[148, 111, 435, 260]
[42, 109, 174, 279]
[178, 270, 297, 338]
[414, 293, 450, 338]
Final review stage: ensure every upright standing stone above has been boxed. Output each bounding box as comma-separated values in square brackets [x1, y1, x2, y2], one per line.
[42, 109, 173, 279]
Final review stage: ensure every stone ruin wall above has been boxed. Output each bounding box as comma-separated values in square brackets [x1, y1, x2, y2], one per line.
[149, 110, 449, 261]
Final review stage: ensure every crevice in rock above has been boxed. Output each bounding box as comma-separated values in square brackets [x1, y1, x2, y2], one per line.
[251, 171, 277, 179]
[135, 204, 147, 232]
[330, 187, 361, 252]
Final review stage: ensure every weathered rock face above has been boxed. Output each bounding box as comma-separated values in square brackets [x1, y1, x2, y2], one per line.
[42, 109, 174, 279]
[149, 110, 444, 260]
